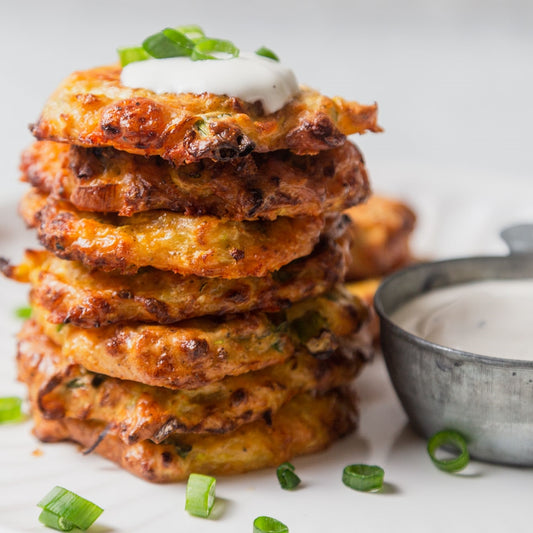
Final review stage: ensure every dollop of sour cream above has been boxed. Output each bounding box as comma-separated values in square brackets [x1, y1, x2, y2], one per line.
[390, 279, 533, 360]
[120, 52, 300, 114]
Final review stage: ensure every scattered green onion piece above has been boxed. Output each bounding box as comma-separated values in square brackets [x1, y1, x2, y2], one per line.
[191, 38, 240, 61]
[185, 473, 216, 518]
[175, 24, 206, 42]
[142, 29, 192, 59]
[15, 306, 32, 319]
[276, 462, 301, 490]
[0, 396, 23, 424]
[253, 516, 289, 533]
[38, 509, 74, 532]
[342, 464, 384, 492]
[427, 429, 470, 472]
[255, 46, 279, 61]
[117, 46, 150, 67]
[37, 486, 103, 531]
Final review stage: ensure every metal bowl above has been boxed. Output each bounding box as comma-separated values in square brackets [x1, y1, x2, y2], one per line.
[374, 224, 533, 466]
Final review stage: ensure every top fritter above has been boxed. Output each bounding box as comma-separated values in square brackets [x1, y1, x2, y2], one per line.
[30, 64, 380, 166]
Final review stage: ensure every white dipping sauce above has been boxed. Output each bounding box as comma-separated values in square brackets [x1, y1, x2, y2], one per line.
[120, 53, 300, 114]
[391, 279, 533, 360]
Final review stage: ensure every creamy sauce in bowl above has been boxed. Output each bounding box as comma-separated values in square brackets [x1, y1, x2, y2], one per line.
[390, 279, 533, 360]
[120, 53, 300, 114]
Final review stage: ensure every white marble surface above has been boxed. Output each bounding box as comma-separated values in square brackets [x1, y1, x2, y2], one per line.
[1, 2, 533, 532]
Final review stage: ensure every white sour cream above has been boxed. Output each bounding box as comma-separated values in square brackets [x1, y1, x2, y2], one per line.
[390, 279, 533, 360]
[120, 53, 300, 114]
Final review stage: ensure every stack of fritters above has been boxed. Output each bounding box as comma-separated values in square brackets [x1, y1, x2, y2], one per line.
[3, 64, 380, 482]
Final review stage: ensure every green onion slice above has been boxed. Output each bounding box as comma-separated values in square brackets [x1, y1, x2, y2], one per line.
[0, 396, 23, 424]
[185, 473, 216, 518]
[276, 462, 301, 490]
[37, 486, 103, 531]
[191, 38, 240, 61]
[117, 46, 150, 67]
[162, 28, 195, 50]
[255, 46, 279, 61]
[15, 306, 32, 319]
[38, 509, 74, 532]
[175, 24, 205, 42]
[253, 516, 289, 533]
[342, 464, 384, 492]
[427, 429, 470, 472]
[142, 29, 193, 59]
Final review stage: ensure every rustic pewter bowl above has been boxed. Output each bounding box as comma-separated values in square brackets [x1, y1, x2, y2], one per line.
[374, 224, 533, 466]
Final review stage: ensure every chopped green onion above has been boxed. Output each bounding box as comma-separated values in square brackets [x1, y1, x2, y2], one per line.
[276, 462, 301, 490]
[185, 473, 216, 518]
[0, 396, 23, 424]
[175, 24, 205, 42]
[427, 429, 470, 472]
[37, 486, 103, 531]
[162, 28, 195, 50]
[118, 26, 282, 67]
[15, 306, 32, 319]
[117, 46, 150, 67]
[342, 464, 384, 492]
[142, 29, 192, 59]
[191, 38, 239, 61]
[255, 46, 279, 61]
[38, 509, 74, 532]
[253, 516, 289, 533]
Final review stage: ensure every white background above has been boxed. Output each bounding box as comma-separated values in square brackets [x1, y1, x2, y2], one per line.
[1, 1, 533, 532]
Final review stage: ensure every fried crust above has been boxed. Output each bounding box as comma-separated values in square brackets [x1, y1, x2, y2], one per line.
[5, 234, 349, 327]
[30, 287, 372, 389]
[30, 64, 380, 165]
[20, 188, 324, 277]
[17, 320, 367, 444]
[344, 195, 416, 281]
[22, 140, 370, 219]
[345, 279, 381, 344]
[30, 388, 357, 482]
[32, 309, 293, 390]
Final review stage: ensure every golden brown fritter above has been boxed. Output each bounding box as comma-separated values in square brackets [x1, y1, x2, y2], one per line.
[344, 195, 416, 281]
[30, 388, 357, 482]
[22, 140, 370, 219]
[20, 188, 324, 277]
[17, 320, 366, 444]
[30, 64, 380, 165]
[4, 234, 349, 327]
[345, 278, 381, 344]
[32, 309, 293, 390]
[30, 287, 371, 389]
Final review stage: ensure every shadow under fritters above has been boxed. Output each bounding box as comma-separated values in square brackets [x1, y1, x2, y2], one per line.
[2, 62, 382, 482]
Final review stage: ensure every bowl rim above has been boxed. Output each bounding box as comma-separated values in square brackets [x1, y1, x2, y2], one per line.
[374, 254, 533, 369]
